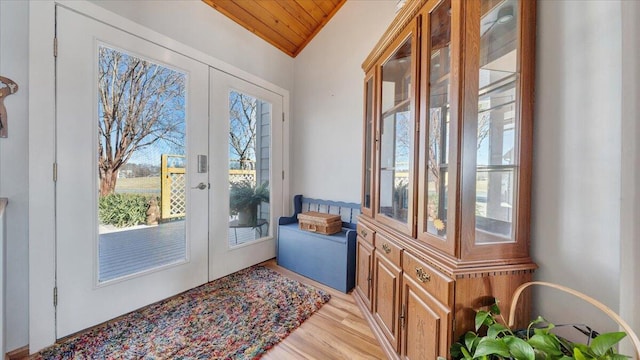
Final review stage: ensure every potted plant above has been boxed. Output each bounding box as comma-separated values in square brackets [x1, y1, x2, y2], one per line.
[229, 180, 269, 226]
[444, 302, 629, 360]
[393, 180, 408, 218]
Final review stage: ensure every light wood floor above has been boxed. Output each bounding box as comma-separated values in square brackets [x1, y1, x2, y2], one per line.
[261, 260, 385, 360]
[16, 260, 385, 360]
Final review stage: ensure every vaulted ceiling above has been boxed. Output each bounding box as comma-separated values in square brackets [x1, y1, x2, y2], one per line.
[202, 0, 346, 57]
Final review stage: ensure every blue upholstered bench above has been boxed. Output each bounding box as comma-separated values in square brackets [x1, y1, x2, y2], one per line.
[277, 195, 360, 293]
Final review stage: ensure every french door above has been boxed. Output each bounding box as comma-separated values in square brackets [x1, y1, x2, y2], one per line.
[55, 7, 209, 337]
[208, 69, 283, 280]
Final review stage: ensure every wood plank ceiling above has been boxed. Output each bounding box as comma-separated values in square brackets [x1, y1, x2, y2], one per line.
[202, 0, 346, 57]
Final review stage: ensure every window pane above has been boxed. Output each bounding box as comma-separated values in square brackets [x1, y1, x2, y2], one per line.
[477, 83, 516, 167]
[475, 169, 514, 242]
[379, 37, 413, 223]
[97, 45, 187, 283]
[228, 91, 271, 246]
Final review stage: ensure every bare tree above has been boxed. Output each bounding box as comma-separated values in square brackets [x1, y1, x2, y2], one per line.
[394, 111, 411, 167]
[427, 107, 443, 220]
[229, 92, 257, 170]
[97, 46, 185, 196]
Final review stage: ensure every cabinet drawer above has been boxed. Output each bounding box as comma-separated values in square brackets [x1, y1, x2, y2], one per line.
[403, 252, 453, 306]
[375, 234, 402, 267]
[357, 223, 375, 245]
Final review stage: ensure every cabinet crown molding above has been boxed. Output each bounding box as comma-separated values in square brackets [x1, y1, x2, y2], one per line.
[362, 0, 428, 71]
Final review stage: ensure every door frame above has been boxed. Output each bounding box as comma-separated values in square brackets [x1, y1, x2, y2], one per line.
[208, 68, 284, 281]
[28, 0, 290, 352]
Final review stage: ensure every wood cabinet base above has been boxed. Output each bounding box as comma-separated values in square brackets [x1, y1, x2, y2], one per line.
[354, 289, 402, 360]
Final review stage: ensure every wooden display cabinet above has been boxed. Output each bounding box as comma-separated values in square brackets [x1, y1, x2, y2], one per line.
[355, 0, 537, 358]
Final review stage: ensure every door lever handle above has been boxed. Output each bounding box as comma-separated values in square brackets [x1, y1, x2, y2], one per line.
[192, 182, 208, 190]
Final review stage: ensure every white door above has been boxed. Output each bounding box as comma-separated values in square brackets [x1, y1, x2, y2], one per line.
[208, 69, 284, 280]
[56, 7, 209, 337]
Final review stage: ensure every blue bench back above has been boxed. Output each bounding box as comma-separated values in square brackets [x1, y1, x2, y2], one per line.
[282, 194, 360, 229]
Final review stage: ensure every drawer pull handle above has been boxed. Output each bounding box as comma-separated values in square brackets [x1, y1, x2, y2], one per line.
[415, 267, 431, 283]
[360, 229, 368, 238]
[382, 243, 391, 254]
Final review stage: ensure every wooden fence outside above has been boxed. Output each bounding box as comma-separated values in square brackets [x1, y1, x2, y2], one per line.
[160, 154, 186, 220]
[160, 155, 256, 219]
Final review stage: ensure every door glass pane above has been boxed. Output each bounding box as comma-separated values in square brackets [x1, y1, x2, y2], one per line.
[426, 0, 451, 237]
[379, 37, 412, 223]
[228, 90, 271, 246]
[476, 0, 519, 243]
[363, 77, 373, 210]
[97, 45, 187, 283]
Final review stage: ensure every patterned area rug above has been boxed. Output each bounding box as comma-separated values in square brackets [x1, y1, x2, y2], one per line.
[35, 266, 331, 359]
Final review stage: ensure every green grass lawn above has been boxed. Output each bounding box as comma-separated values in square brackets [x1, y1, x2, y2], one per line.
[115, 176, 161, 192]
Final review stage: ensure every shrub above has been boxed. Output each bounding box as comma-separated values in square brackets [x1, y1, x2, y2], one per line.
[99, 193, 151, 228]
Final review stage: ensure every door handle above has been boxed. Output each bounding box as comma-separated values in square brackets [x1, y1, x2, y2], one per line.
[192, 182, 208, 190]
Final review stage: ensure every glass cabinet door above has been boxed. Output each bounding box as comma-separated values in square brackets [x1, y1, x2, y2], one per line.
[461, 0, 534, 260]
[362, 69, 375, 217]
[376, 25, 418, 236]
[475, 0, 519, 244]
[417, 0, 457, 253]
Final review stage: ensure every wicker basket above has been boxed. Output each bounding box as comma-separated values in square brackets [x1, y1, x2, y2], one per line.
[297, 211, 342, 235]
[508, 281, 640, 359]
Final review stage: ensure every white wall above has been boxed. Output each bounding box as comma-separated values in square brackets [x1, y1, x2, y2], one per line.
[89, 0, 294, 91]
[0, 0, 30, 351]
[533, 0, 637, 336]
[291, 0, 397, 203]
[620, 0, 640, 346]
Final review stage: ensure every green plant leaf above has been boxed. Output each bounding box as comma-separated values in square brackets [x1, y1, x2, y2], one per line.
[476, 310, 492, 331]
[505, 336, 535, 360]
[465, 331, 479, 352]
[474, 338, 511, 358]
[533, 326, 553, 335]
[573, 347, 589, 360]
[487, 323, 510, 339]
[460, 346, 473, 359]
[530, 316, 547, 326]
[527, 334, 563, 356]
[490, 302, 501, 315]
[590, 332, 626, 357]
[557, 336, 575, 355]
[573, 343, 594, 356]
[451, 342, 464, 358]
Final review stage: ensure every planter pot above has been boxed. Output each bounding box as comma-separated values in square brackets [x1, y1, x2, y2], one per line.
[237, 206, 257, 226]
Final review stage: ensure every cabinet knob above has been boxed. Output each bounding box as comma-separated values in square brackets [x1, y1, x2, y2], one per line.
[360, 229, 368, 238]
[382, 243, 391, 254]
[415, 267, 431, 283]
